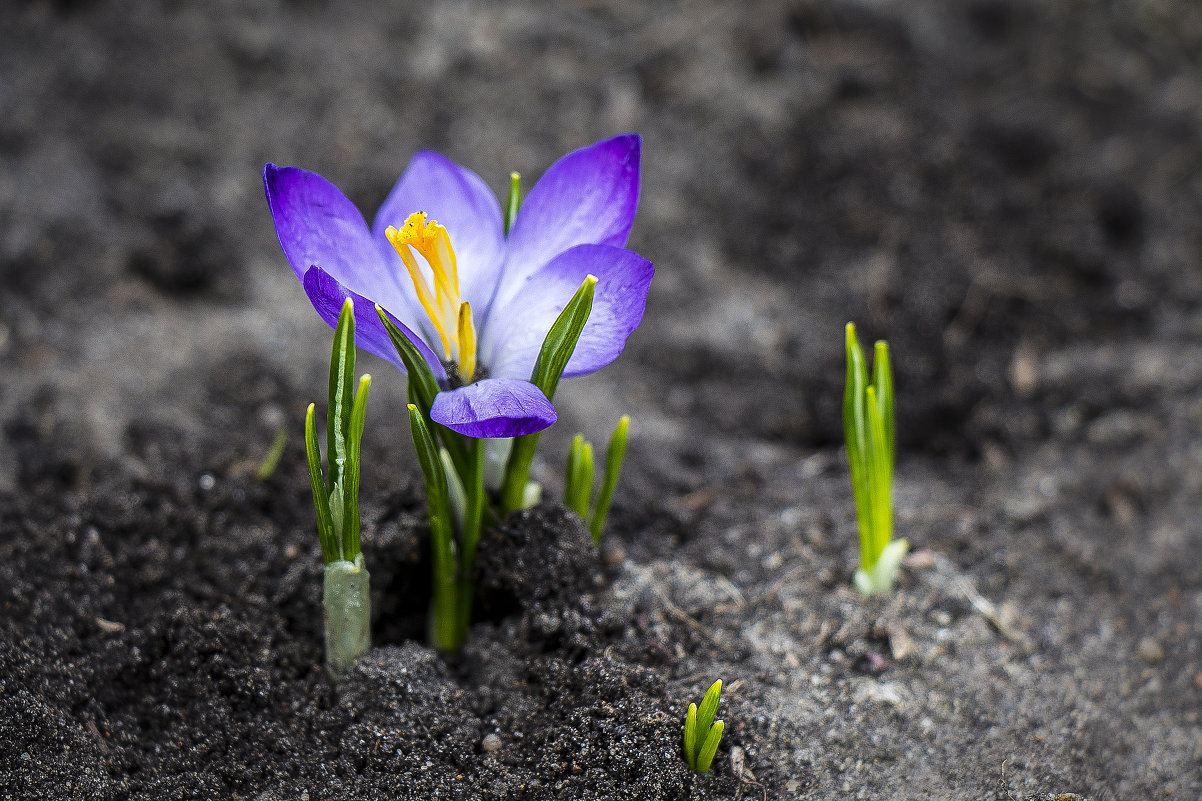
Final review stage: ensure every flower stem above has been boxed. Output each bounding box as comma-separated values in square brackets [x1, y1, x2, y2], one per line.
[456, 439, 486, 642]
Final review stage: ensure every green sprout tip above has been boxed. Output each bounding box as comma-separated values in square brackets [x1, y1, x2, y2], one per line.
[843, 322, 908, 597]
[683, 679, 725, 773]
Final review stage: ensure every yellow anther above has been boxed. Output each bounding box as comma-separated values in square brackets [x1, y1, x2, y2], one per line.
[456, 301, 477, 383]
[386, 212, 470, 369]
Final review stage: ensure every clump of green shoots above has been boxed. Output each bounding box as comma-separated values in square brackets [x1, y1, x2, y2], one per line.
[563, 415, 630, 543]
[683, 679, 725, 774]
[843, 322, 908, 597]
[305, 299, 372, 681]
[381, 272, 600, 652]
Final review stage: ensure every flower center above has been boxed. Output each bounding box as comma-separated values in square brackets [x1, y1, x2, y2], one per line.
[385, 212, 478, 383]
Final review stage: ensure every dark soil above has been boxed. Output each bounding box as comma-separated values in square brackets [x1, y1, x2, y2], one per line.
[2, 1, 1200, 799]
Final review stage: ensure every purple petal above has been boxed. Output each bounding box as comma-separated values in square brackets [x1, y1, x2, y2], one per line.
[497, 135, 641, 307]
[372, 151, 505, 308]
[429, 378, 557, 438]
[482, 244, 653, 381]
[303, 266, 447, 381]
[264, 164, 415, 316]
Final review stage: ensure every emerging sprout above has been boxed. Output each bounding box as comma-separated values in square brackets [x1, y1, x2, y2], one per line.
[843, 322, 908, 597]
[254, 426, 289, 481]
[563, 415, 630, 544]
[304, 298, 372, 681]
[683, 680, 725, 774]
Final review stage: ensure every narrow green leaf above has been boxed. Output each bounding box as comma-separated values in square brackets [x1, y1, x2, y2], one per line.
[504, 171, 521, 235]
[254, 426, 289, 481]
[873, 340, 894, 472]
[844, 323, 875, 566]
[379, 305, 472, 477]
[564, 434, 583, 510]
[695, 720, 724, 773]
[682, 702, 698, 771]
[305, 403, 338, 563]
[329, 483, 345, 552]
[378, 305, 440, 416]
[408, 403, 460, 652]
[530, 275, 596, 401]
[341, 374, 371, 561]
[327, 299, 356, 493]
[499, 275, 596, 511]
[564, 434, 594, 518]
[866, 384, 892, 564]
[695, 680, 722, 739]
[439, 448, 468, 533]
[589, 415, 629, 543]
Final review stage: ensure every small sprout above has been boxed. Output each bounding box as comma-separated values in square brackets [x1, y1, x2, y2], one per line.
[254, 426, 289, 481]
[843, 322, 908, 597]
[305, 299, 372, 681]
[683, 679, 725, 774]
[564, 434, 595, 518]
[562, 416, 631, 544]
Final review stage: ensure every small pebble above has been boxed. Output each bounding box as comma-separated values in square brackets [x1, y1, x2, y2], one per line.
[1193, 673, 1202, 691]
[95, 618, 125, 634]
[902, 549, 936, 570]
[481, 733, 502, 753]
[601, 544, 627, 568]
[729, 745, 746, 779]
[1136, 636, 1164, 665]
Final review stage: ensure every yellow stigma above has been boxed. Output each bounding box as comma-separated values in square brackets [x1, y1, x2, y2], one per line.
[386, 212, 477, 381]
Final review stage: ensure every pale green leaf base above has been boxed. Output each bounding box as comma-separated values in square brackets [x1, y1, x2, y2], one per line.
[324, 554, 371, 682]
[854, 538, 909, 597]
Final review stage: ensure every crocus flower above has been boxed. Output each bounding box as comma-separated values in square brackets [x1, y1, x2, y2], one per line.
[265, 135, 653, 438]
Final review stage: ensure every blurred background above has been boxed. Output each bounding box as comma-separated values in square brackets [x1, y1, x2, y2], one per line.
[3, 0, 1201, 485]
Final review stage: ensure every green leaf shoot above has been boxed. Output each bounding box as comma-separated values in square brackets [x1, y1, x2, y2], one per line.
[844, 323, 908, 596]
[408, 403, 460, 652]
[504, 171, 521, 235]
[564, 434, 594, 519]
[683, 702, 698, 771]
[377, 305, 440, 417]
[254, 425, 289, 481]
[499, 274, 596, 512]
[327, 299, 357, 495]
[530, 274, 597, 402]
[589, 415, 629, 543]
[341, 373, 371, 561]
[696, 720, 724, 774]
[305, 403, 338, 563]
[682, 679, 724, 773]
[305, 302, 374, 681]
